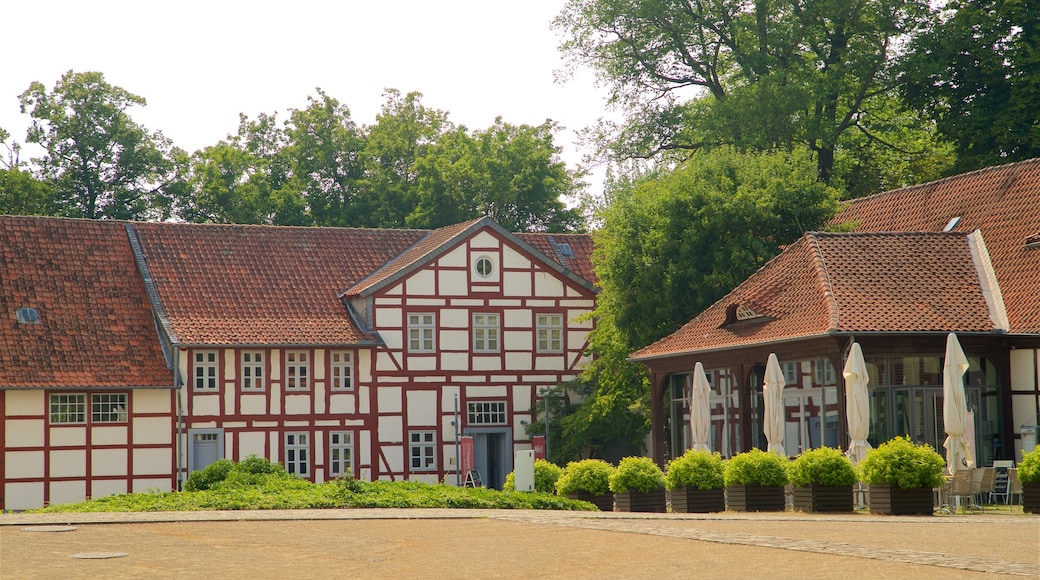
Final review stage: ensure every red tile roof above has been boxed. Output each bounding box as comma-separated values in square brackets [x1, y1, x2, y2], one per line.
[630, 232, 996, 360]
[834, 158, 1040, 333]
[517, 232, 598, 284]
[131, 222, 427, 345]
[0, 216, 172, 388]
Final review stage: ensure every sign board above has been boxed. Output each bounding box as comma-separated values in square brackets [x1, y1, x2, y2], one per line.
[463, 469, 483, 488]
[460, 435, 474, 477]
[532, 436, 546, 460]
[514, 450, 536, 492]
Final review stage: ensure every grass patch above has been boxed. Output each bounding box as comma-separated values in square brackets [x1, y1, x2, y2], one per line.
[29, 457, 596, 513]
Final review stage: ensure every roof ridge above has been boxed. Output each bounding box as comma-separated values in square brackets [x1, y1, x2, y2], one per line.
[846, 156, 1040, 205]
[804, 233, 841, 331]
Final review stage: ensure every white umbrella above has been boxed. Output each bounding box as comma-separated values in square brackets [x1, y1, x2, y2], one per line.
[842, 342, 873, 465]
[943, 333, 974, 474]
[690, 362, 711, 452]
[762, 353, 786, 457]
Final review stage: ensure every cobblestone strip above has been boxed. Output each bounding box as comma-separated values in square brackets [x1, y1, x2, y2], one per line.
[493, 513, 1040, 577]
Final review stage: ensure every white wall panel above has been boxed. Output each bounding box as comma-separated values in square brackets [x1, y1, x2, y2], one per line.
[407, 390, 438, 426]
[4, 482, 44, 511]
[5, 419, 44, 447]
[49, 480, 87, 506]
[379, 416, 403, 444]
[133, 448, 172, 475]
[91, 479, 127, 499]
[5, 390, 43, 416]
[91, 448, 127, 476]
[5, 450, 43, 478]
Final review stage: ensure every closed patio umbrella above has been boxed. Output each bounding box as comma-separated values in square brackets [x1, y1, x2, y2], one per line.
[690, 362, 711, 452]
[943, 333, 974, 474]
[763, 353, 786, 457]
[842, 342, 873, 465]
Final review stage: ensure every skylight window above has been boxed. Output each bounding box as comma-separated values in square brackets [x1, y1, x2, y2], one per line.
[943, 216, 962, 232]
[17, 307, 40, 324]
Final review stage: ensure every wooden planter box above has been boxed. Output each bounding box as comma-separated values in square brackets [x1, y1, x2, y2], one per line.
[791, 485, 854, 513]
[1023, 482, 1040, 514]
[567, 491, 615, 512]
[614, 488, 667, 513]
[868, 484, 933, 515]
[669, 487, 725, 513]
[726, 485, 785, 512]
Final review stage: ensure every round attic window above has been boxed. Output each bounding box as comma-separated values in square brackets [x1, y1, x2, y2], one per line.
[475, 256, 494, 278]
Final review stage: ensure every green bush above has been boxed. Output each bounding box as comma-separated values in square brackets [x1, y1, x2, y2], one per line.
[787, 447, 857, 488]
[664, 449, 725, 491]
[859, 436, 945, 489]
[608, 456, 665, 493]
[1018, 448, 1040, 484]
[504, 459, 565, 493]
[723, 449, 789, 487]
[555, 459, 615, 496]
[184, 459, 235, 491]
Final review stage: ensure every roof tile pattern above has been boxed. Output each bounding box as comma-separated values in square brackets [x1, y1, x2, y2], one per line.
[631, 232, 993, 359]
[518, 232, 598, 284]
[834, 158, 1040, 333]
[132, 222, 426, 345]
[0, 216, 172, 388]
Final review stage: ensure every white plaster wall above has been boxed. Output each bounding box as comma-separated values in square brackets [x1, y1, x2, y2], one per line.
[406, 270, 436, 296]
[314, 350, 326, 380]
[224, 349, 236, 380]
[360, 430, 372, 466]
[438, 270, 468, 295]
[5, 482, 43, 510]
[440, 329, 468, 349]
[441, 386, 462, 412]
[270, 349, 282, 381]
[503, 271, 532, 296]
[512, 385, 533, 412]
[6, 450, 43, 478]
[91, 426, 127, 446]
[270, 382, 282, 415]
[238, 431, 266, 458]
[50, 427, 86, 447]
[502, 245, 530, 269]
[465, 385, 508, 398]
[133, 478, 173, 493]
[4, 390, 43, 415]
[441, 352, 470, 371]
[378, 386, 402, 413]
[411, 474, 438, 484]
[440, 309, 468, 328]
[329, 393, 357, 414]
[192, 395, 220, 416]
[358, 349, 374, 383]
[408, 356, 437, 372]
[382, 445, 404, 473]
[504, 330, 533, 351]
[471, 231, 499, 249]
[378, 307, 403, 330]
[240, 394, 267, 415]
[439, 245, 467, 267]
[536, 357, 566, 371]
[133, 390, 171, 414]
[504, 309, 533, 328]
[359, 386, 371, 414]
[49, 480, 87, 506]
[505, 352, 533, 370]
[91, 479, 127, 499]
[223, 385, 236, 416]
[91, 448, 127, 476]
[285, 395, 311, 415]
[380, 329, 403, 352]
[472, 357, 502, 372]
[407, 390, 438, 426]
[133, 448, 172, 475]
[132, 417, 171, 445]
[6, 419, 43, 447]
[1010, 349, 1037, 389]
[378, 416, 403, 444]
[533, 271, 564, 296]
[50, 449, 86, 478]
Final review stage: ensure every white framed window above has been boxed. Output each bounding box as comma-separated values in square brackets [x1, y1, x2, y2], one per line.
[194, 350, 218, 391]
[409, 430, 437, 471]
[330, 351, 354, 391]
[782, 362, 798, 385]
[285, 432, 310, 477]
[91, 393, 127, 423]
[474, 255, 494, 278]
[814, 359, 836, 385]
[50, 393, 86, 424]
[536, 313, 563, 353]
[286, 350, 310, 391]
[472, 313, 500, 353]
[241, 350, 264, 391]
[467, 400, 507, 425]
[329, 431, 354, 478]
[408, 313, 435, 353]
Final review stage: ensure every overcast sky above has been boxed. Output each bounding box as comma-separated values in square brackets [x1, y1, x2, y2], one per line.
[2, 1, 611, 193]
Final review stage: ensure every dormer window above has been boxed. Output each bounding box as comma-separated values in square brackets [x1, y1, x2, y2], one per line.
[943, 217, 962, 232]
[17, 307, 40, 324]
[721, 303, 770, 327]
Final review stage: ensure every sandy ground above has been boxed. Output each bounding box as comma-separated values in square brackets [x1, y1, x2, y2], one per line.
[1, 510, 1038, 579]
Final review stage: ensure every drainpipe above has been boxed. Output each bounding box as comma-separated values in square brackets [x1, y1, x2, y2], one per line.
[174, 347, 184, 490]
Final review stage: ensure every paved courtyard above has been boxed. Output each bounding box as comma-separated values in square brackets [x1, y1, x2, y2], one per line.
[2, 509, 1038, 579]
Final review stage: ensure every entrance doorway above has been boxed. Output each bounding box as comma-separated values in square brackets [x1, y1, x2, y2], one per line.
[469, 430, 511, 490]
[189, 429, 224, 472]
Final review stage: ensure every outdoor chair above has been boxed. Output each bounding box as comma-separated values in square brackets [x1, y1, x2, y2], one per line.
[944, 469, 975, 513]
[972, 467, 996, 509]
[1008, 468, 1024, 509]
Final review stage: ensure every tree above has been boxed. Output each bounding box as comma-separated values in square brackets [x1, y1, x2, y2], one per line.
[554, 0, 936, 184]
[410, 118, 585, 232]
[283, 89, 366, 227]
[18, 70, 179, 220]
[899, 0, 1040, 173]
[0, 167, 54, 215]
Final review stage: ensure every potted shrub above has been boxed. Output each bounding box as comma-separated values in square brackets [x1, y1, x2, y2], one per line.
[665, 449, 726, 513]
[503, 459, 564, 494]
[724, 449, 789, 511]
[1019, 448, 1040, 514]
[787, 447, 856, 512]
[859, 436, 945, 515]
[555, 459, 616, 511]
[609, 456, 667, 512]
